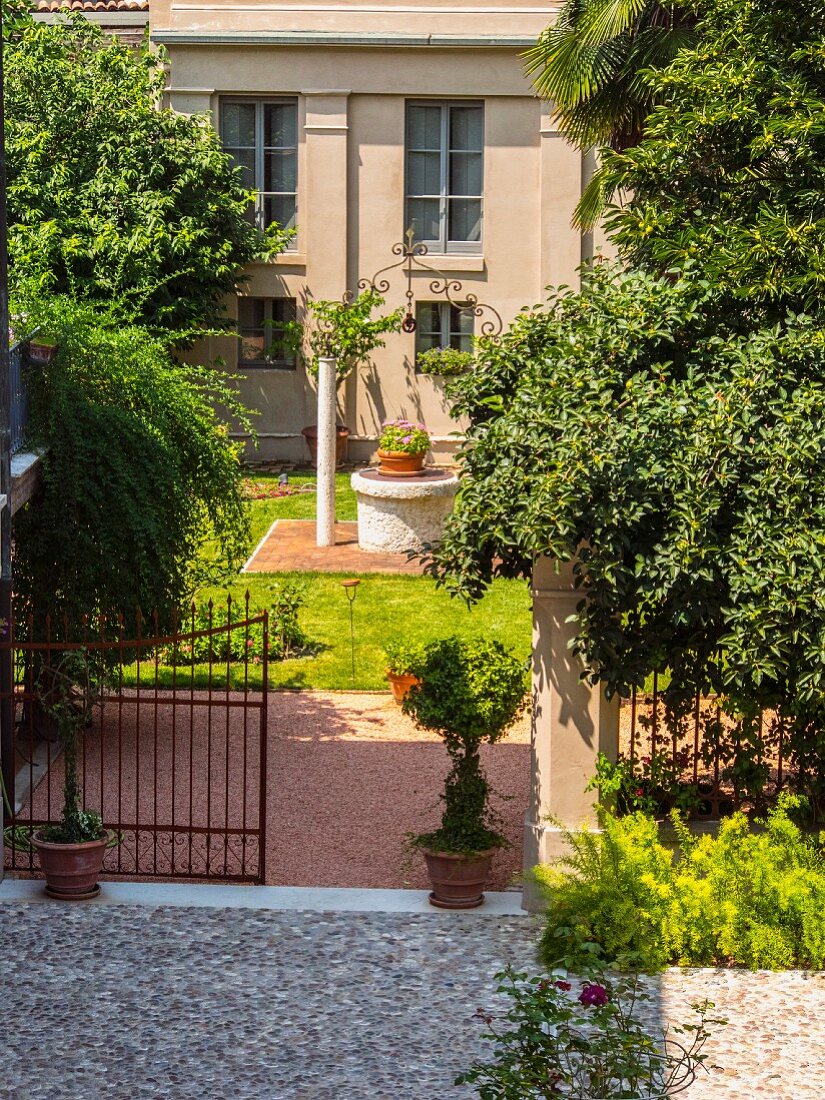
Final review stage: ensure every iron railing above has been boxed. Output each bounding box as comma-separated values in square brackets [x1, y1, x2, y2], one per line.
[1, 595, 269, 883]
[621, 674, 801, 821]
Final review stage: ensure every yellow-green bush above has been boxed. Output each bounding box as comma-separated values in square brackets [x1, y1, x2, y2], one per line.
[536, 797, 825, 971]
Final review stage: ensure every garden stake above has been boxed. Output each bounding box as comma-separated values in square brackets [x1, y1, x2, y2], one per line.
[341, 579, 360, 683]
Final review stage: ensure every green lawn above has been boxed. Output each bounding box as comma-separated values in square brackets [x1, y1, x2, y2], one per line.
[182, 471, 532, 690]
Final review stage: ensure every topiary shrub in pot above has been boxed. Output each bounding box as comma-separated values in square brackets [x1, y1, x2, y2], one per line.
[402, 636, 527, 908]
[31, 650, 111, 899]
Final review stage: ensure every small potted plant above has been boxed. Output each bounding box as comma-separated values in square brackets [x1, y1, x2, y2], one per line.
[27, 331, 59, 365]
[31, 651, 110, 899]
[384, 639, 426, 704]
[402, 637, 527, 908]
[376, 419, 430, 477]
[416, 346, 474, 377]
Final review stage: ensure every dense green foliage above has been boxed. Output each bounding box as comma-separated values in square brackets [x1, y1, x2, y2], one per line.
[431, 263, 825, 796]
[458, 967, 719, 1098]
[599, 0, 825, 319]
[15, 297, 250, 621]
[5, 8, 289, 331]
[416, 346, 474, 376]
[536, 799, 825, 971]
[403, 638, 526, 854]
[304, 289, 403, 388]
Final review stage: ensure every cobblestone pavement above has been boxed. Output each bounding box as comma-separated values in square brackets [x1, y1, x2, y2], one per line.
[1, 901, 823, 1100]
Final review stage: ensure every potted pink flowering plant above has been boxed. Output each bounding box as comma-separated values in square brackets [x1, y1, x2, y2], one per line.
[376, 419, 430, 477]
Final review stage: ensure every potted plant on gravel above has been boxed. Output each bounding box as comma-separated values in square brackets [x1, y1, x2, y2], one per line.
[31, 651, 111, 900]
[402, 636, 527, 908]
[384, 639, 426, 704]
[376, 419, 430, 477]
[302, 289, 403, 467]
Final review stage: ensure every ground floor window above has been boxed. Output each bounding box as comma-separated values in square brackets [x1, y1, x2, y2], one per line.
[237, 297, 298, 368]
[415, 302, 474, 362]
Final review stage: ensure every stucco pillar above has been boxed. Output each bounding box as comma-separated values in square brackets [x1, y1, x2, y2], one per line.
[539, 102, 586, 293]
[522, 555, 620, 911]
[302, 90, 350, 300]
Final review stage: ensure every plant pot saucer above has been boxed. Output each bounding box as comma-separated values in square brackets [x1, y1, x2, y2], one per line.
[427, 889, 484, 910]
[45, 883, 101, 901]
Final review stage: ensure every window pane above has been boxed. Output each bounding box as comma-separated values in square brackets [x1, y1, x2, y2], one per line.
[449, 151, 482, 197]
[407, 151, 441, 196]
[240, 331, 266, 362]
[222, 102, 256, 147]
[450, 306, 474, 336]
[407, 198, 441, 242]
[264, 102, 297, 148]
[226, 149, 256, 191]
[263, 194, 296, 231]
[407, 105, 442, 151]
[416, 302, 442, 337]
[272, 298, 297, 325]
[238, 298, 265, 328]
[450, 105, 482, 151]
[265, 151, 297, 193]
[448, 198, 482, 242]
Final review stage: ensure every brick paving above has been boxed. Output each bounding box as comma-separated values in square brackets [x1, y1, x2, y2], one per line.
[244, 520, 424, 574]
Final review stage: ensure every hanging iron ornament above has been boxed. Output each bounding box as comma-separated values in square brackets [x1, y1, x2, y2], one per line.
[344, 227, 503, 337]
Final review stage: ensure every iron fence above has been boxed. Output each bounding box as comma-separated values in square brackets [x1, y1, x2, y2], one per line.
[622, 673, 799, 821]
[1, 594, 269, 882]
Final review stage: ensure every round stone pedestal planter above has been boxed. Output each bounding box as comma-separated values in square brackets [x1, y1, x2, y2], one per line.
[351, 468, 460, 554]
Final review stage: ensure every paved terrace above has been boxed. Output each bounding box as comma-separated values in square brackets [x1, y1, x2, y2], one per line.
[0, 884, 823, 1099]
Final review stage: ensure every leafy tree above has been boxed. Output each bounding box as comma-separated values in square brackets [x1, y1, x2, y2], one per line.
[598, 0, 825, 319]
[4, 8, 290, 332]
[303, 289, 403, 389]
[429, 263, 825, 744]
[14, 295, 251, 622]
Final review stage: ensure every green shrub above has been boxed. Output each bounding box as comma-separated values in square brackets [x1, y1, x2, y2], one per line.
[416, 346, 474, 377]
[536, 797, 825, 971]
[383, 639, 428, 676]
[402, 637, 527, 854]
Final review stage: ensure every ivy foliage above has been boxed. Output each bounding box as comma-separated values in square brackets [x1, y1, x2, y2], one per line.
[402, 638, 527, 854]
[431, 262, 825, 725]
[597, 0, 825, 319]
[4, 6, 290, 332]
[14, 296, 251, 621]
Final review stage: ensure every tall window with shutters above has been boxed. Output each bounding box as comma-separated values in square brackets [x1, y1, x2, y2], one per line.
[220, 99, 298, 238]
[405, 101, 483, 253]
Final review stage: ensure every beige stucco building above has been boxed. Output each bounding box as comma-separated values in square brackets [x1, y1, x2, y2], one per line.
[152, 0, 589, 463]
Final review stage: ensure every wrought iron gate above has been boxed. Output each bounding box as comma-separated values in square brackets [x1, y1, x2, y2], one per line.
[1, 597, 268, 883]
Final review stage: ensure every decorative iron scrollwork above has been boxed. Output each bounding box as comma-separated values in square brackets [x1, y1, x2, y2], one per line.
[349, 227, 503, 337]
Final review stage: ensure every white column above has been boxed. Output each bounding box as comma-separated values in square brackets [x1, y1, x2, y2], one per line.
[522, 555, 620, 910]
[316, 357, 338, 547]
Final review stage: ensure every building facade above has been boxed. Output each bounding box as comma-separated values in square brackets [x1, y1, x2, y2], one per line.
[152, 0, 589, 463]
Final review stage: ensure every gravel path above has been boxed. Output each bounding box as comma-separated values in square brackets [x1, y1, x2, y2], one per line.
[17, 692, 531, 890]
[1, 901, 823, 1100]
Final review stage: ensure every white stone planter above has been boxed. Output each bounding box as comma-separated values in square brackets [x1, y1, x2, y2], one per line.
[351, 468, 459, 554]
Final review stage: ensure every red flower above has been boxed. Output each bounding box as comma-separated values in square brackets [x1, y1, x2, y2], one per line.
[554, 980, 572, 992]
[578, 983, 609, 1008]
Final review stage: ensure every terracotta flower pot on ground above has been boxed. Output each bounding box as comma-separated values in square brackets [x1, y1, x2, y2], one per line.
[423, 848, 497, 909]
[301, 424, 350, 467]
[376, 449, 425, 477]
[386, 669, 421, 705]
[32, 831, 111, 900]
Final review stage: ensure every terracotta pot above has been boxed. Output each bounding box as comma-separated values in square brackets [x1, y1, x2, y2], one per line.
[301, 424, 350, 467]
[386, 669, 421, 705]
[32, 830, 111, 900]
[28, 341, 59, 365]
[423, 847, 497, 909]
[376, 449, 425, 477]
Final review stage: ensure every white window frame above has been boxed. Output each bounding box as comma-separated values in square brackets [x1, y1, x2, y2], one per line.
[220, 97, 298, 244]
[405, 100, 484, 255]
